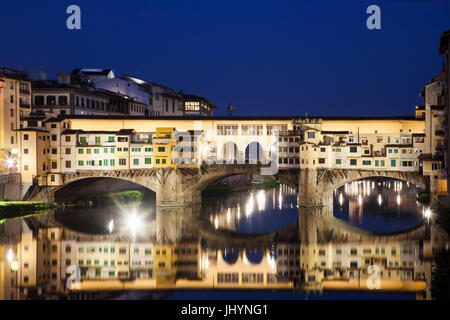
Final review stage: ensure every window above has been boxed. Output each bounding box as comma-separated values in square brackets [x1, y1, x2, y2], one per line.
[119, 158, 126, 166]
[78, 149, 84, 154]
[86, 149, 91, 154]
[318, 158, 325, 164]
[133, 159, 139, 165]
[58, 96, 67, 105]
[350, 147, 358, 153]
[47, 96, 56, 105]
[375, 160, 379, 166]
[80, 137, 86, 143]
[110, 159, 115, 166]
[65, 148, 71, 155]
[350, 159, 357, 166]
[145, 158, 151, 165]
[94, 149, 99, 154]
[24, 134, 29, 141]
[158, 147, 165, 152]
[66, 161, 71, 168]
[78, 160, 84, 166]
[362, 160, 371, 166]
[391, 160, 396, 167]
[35, 95, 44, 105]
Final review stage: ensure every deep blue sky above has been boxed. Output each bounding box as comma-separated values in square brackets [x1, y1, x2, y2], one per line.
[1, 0, 449, 116]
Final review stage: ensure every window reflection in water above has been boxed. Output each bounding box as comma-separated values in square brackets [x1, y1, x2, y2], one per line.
[0, 179, 448, 300]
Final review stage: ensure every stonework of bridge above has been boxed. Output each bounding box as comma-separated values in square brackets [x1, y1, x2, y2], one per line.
[297, 168, 428, 207]
[31, 164, 264, 206]
[30, 166, 429, 209]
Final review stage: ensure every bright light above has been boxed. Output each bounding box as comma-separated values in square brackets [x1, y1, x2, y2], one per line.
[7, 249, 13, 263]
[246, 193, 254, 216]
[396, 194, 401, 206]
[126, 211, 142, 240]
[339, 193, 343, 206]
[424, 208, 432, 220]
[358, 194, 362, 206]
[378, 194, 382, 206]
[214, 216, 219, 229]
[266, 251, 276, 269]
[204, 256, 210, 270]
[256, 190, 265, 211]
[11, 148, 18, 155]
[108, 219, 114, 233]
[5, 157, 14, 168]
[10, 260, 18, 272]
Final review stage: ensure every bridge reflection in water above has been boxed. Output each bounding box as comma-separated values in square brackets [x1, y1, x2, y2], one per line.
[0, 179, 449, 300]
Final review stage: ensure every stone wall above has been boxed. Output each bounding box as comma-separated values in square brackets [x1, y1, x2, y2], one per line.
[0, 173, 21, 201]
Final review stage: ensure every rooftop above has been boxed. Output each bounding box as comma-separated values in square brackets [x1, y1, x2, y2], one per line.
[50, 115, 422, 122]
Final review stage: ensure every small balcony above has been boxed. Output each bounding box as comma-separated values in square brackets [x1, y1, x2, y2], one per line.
[373, 150, 386, 157]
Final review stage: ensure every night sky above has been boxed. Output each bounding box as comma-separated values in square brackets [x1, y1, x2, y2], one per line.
[1, 0, 449, 116]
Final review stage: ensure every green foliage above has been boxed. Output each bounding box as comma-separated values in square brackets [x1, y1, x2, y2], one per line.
[201, 165, 208, 175]
[0, 201, 52, 220]
[262, 178, 280, 188]
[431, 249, 450, 300]
[75, 190, 145, 208]
[416, 190, 430, 206]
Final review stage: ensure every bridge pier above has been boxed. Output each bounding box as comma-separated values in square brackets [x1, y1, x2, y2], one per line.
[298, 169, 333, 208]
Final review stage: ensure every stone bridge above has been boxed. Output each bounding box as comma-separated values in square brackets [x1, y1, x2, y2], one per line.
[30, 164, 265, 207]
[29, 166, 429, 209]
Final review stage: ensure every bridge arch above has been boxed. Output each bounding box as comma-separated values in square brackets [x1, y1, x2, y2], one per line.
[52, 176, 156, 203]
[299, 168, 428, 207]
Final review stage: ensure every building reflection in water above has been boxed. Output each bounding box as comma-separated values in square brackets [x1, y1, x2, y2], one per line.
[0, 180, 449, 300]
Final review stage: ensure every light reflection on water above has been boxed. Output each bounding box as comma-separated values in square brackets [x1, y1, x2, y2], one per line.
[203, 178, 425, 234]
[333, 178, 424, 232]
[203, 185, 298, 234]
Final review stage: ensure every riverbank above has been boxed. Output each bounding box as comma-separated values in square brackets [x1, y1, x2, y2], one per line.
[203, 178, 280, 198]
[0, 201, 53, 223]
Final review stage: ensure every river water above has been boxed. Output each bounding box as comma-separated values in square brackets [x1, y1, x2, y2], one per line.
[0, 177, 448, 300]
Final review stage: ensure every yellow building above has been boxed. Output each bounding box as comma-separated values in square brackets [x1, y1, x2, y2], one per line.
[153, 128, 177, 168]
[0, 68, 32, 173]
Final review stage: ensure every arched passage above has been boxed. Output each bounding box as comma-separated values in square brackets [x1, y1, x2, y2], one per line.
[245, 142, 264, 164]
[221, 141, 240, 163]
